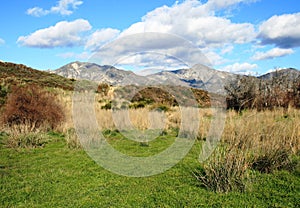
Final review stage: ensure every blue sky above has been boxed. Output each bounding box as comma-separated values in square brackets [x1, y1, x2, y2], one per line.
[0, 0, 299, 75]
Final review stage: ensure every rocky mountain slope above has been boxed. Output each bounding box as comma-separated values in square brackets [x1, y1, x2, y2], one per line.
[148, 64, 236, 94]
[50, 61, 149, 86]
[51, 62, 238, 94]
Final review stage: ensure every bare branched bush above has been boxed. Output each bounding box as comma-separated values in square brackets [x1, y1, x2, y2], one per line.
[1, 85, 65, 132]
[225, 75, 258, 111]
[226, 72, 300, 111]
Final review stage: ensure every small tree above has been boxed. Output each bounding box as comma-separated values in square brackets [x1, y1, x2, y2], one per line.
[225, 75, 258, 111]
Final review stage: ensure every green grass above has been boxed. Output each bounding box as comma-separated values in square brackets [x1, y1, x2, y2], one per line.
[0, 132, 299, 207]
[104, 129, 177, 157]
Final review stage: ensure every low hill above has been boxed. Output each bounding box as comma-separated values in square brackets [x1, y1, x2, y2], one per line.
[113, 85, 212, 108]
[0, 62, 74, 90]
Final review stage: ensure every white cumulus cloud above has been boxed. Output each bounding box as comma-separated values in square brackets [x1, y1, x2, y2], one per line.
[220, 62, 258, 74]
[203, 0, 259, 13]
[85, 28, 120, 51]
[252, 48, 294, 60]
[17, 19, 92, 48]
[27, 0, 83, 17]
[87, 0, 257, 69]
[22, 0, 263, 71]
[89, 32, 213, 69]
[258, 12, 300, 48]
[120, 0, 256, 48]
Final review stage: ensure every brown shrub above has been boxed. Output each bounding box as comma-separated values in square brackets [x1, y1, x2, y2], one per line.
[97, 83, 110, 96]
[1, 85, 65, 132]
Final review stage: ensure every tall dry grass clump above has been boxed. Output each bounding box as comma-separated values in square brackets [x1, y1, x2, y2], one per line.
[4, 128, 50, 148]
[55, 89, 82, 148]
[223, 108, 299, 173]
[196, 108, 300, 192]
[194, 146, 250, 193]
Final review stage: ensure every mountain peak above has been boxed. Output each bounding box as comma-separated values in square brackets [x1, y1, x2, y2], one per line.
[52, 62, 147, 85]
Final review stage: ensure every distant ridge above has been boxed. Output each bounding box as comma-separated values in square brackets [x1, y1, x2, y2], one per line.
[258, 68, 300, 80]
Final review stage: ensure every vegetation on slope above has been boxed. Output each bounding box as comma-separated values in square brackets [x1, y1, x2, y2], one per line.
[99, 84, 213, 110]
[0, 62, 74, 91]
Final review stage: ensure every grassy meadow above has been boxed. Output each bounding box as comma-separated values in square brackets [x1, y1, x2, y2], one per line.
[1, 88, 300, 207]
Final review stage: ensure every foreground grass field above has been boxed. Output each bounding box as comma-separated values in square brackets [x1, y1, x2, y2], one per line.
[1, 62, 299, 207]
[1, 129, 299, 207]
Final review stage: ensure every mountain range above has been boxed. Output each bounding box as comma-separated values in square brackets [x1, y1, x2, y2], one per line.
[51, 61, 239, 94]
[51, 61, 300, 94]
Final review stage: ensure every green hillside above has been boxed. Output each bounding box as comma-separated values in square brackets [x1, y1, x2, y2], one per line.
[0, 62, 74, 91]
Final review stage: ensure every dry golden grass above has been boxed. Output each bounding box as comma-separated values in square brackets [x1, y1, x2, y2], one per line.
[222, 108, 300, 155]
[56, 89, 300, 159]
[55, 89, 74, 133]
[7, 86, 296, 155]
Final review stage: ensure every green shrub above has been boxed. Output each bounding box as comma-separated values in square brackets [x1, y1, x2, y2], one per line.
[129, 101, 146, 109]
[120, 101, 129, 109]
[102, 129, 121, 138]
